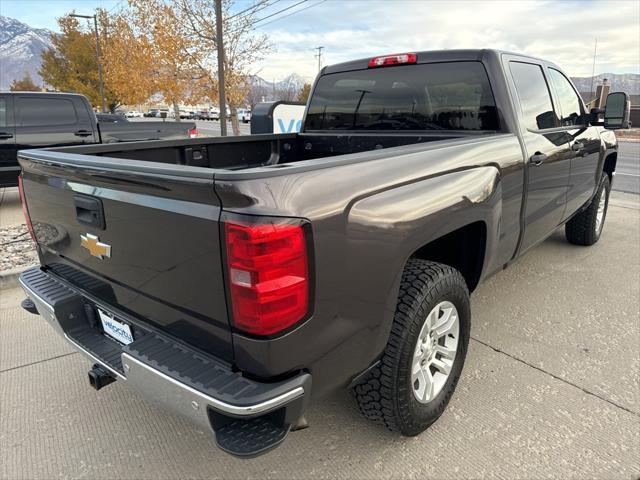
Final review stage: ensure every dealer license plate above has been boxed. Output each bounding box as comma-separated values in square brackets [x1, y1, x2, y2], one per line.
[98, 308, 134, 345]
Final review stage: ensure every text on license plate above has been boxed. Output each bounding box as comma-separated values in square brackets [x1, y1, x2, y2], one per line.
[98, 308, 134, 345]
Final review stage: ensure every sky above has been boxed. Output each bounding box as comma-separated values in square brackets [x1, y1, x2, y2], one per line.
[1, 0, 639, 82]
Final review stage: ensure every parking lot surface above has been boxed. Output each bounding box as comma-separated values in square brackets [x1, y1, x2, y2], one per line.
[1, 191, 638, 479]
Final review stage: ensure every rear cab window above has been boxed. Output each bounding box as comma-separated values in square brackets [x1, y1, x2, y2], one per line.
[17, 97, 78, 127]
[305, 62, 500, 131]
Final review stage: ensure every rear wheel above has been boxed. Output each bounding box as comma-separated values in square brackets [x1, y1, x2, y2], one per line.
[565, 173, 610, 246]
[353, 259, 470, 435]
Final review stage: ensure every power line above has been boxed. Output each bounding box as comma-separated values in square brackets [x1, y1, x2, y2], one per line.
[252, 0, 309, 26]
[227, 0, 282, 21]
[106, 0, 125, 14]
[255, 0, 327, 28]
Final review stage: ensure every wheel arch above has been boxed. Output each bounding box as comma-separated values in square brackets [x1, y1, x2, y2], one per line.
[410, 221, 487, 293]
[603, 152, 617, 182]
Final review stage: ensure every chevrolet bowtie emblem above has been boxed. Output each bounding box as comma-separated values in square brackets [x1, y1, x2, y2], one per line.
[80, 233, 111, 259]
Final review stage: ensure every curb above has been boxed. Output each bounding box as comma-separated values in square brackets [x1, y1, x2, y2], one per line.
[0, 265, 33, 290]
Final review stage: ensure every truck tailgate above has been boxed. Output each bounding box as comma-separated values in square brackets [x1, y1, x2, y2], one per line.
[18, 151, 232, 360]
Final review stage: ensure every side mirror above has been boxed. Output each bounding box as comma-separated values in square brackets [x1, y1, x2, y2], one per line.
[604, 92, 631, 129]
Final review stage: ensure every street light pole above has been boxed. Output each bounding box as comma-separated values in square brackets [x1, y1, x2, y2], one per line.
[215, 0, 227, 136]
[70, 13, 107, 113]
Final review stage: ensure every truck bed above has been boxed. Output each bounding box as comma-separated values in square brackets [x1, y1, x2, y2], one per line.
[46, 131, 496, 171]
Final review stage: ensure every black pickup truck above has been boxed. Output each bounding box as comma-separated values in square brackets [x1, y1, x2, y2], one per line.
[0, 92, 197, 187]
[17, 50, 630, 458]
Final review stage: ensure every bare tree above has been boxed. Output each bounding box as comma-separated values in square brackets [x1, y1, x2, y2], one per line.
[275, 80, 300, 102]
[173, 0, 273, 135]
[246, 80, 270, 110]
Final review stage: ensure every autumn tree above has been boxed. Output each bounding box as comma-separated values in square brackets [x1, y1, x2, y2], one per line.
[297, 83, 311, 103]
[173, 0, 273, 135]
[98, 9, 155, 106]
[10, 72, 41, 91]
[40, 14, 119, 111]
[104, 0, 205, 120]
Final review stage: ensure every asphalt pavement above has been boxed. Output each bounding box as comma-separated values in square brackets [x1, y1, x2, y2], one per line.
[616, 141, 640, 194]
[1, 191, 638, 479]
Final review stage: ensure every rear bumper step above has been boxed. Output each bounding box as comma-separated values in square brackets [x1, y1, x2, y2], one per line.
[19, 267, 311, 457]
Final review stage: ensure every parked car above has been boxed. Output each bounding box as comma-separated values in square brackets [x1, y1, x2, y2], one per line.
[125, 110, 142, 118]
[237, 108, 252, 123]
[16, 50, 629, 458]
[192, 110, 209, 120]
[0, 92, 197, 186]
[144, 109, 158, 117]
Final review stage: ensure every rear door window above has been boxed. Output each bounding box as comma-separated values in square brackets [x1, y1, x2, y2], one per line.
[509, 62, 559, 130]
[17, 97, 78, 127]
[306, 62, 499, 131]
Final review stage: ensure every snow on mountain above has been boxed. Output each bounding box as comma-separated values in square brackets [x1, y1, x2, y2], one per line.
[570, 73, 639, 96]
[0, 16, 53, 90]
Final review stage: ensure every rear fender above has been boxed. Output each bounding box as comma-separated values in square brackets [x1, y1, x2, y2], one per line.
[346, 166, 501, 356]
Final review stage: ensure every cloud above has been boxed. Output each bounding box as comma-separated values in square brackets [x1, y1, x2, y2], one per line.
[255, 0, 640, 81]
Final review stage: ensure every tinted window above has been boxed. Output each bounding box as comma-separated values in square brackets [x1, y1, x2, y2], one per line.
[509, 62, 558, 130]
[548, 68, 585, 126]
[0, 98, 6, 127]
[18, 97, 77, 127]
[96, 113, 127, 123]
[306, 62, 499, 131]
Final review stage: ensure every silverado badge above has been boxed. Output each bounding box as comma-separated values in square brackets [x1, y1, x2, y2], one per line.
[80, 233, 111, 259]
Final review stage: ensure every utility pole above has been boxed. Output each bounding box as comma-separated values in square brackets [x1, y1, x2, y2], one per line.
[215, 0, 227, 136]
[589, 38, 598, 106]
[70, 13, 106, 112]
[314, 46, 324, 72]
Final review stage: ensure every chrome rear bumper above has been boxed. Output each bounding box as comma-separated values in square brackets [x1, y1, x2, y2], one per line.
[19, 267, 310, 456]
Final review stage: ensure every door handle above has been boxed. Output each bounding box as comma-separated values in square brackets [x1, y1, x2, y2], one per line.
[74, 194, 105, 229]
[529, 152, 547, 166]
[74, 130, 93, 137]
[571, 141, 584, 152]
[0, 132, 13, 140]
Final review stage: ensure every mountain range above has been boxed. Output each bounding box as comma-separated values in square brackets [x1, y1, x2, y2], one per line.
[0, 16, 53, 90]
[572, 73, 639, 96]
[1, 14, 638, 98]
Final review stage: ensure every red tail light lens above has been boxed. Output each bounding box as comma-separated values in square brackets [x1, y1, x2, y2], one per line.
[368, 53, 417, 68]
[188, 127, 198, 138]
[17, 176, 36, 242]
[225, 219, 309, 336]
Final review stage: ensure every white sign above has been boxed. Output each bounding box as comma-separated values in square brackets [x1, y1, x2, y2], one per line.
[98, 309, 134, 345]
[273, 103, 306, 134]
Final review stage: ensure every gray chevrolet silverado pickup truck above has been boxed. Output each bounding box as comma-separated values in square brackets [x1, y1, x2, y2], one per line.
[17, 49, 630, 457]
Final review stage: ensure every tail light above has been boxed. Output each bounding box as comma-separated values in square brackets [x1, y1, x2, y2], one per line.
[188, 127, 198, 138]
[368, 53, 417, 68]
[224, 218, 310, 336]
[17, 175, 36, 242]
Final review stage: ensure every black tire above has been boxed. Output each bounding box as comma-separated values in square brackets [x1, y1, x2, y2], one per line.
[565, 173, 610, 246]
[353, 259, 470, 436]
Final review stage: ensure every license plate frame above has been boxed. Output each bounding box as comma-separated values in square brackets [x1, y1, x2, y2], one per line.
[98, 308, 134, 345]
